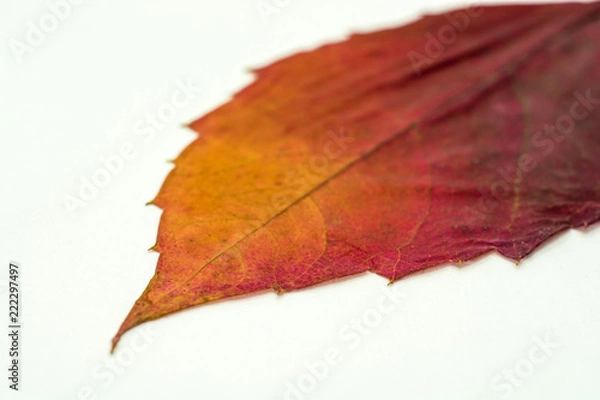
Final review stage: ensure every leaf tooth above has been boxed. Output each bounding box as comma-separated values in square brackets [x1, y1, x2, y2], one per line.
[272, 283, 285, 295]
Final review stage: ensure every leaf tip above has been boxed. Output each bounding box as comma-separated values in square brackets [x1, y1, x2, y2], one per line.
[110, 328, 127, 354]
[110, 339, 118, 355]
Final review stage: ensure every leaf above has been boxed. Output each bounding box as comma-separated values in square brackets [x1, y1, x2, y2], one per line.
[112, 2, 600, 351]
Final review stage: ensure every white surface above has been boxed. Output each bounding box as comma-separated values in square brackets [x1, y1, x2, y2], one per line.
[1, 1, 599, 399]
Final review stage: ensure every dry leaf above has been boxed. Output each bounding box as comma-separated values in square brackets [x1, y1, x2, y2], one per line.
[112, 1, 600, 351]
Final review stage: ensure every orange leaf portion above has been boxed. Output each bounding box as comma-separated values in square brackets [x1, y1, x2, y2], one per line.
[112, 2, 600, 350]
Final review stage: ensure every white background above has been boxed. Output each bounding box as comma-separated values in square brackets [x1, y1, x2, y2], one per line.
[1, 1, 599, 399]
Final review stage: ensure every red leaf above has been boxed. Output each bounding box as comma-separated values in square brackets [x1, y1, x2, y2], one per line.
[112, 1, 600, 351]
